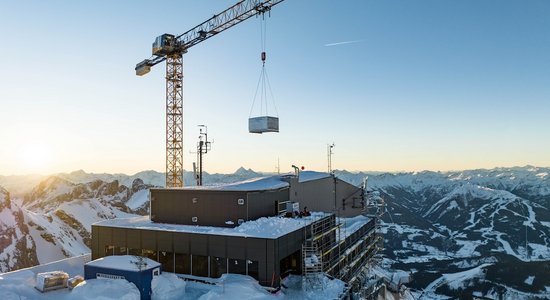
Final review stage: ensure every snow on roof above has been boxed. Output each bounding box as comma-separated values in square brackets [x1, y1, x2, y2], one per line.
[337, 215, 371, 241]
[0, 255, 347, 300]
[152, 171, 336, 192]
[86, 255, 160, 272]
[170, 175, 289, 191]
[95, 212, 331, 239]
[298, 171, 331, 183]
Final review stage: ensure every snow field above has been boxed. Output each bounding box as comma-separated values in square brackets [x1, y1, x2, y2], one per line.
[1, 255, 347, 300]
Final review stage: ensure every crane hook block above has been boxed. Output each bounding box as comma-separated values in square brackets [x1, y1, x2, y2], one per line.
[261, 51, 266, 62]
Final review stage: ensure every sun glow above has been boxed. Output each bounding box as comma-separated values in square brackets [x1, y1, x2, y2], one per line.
[18, 144, 53, 173]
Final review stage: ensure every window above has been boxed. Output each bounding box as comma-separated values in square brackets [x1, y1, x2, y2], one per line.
[175, 253, 190, 275]
[128, 248, 141, 256]
[192, 255, 209, 277]
[237, 198, 245, 205]
[228, 258, 246, 275]
[210, 257, 227, 278]
[116, 247, 128, 255]
[104, 245, 115, 256]
[158, 251, 174, 272]
[142, 249, 157, 261]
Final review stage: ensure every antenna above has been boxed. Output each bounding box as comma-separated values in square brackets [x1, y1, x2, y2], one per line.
[327, 143, 335, 174]
[195, 125, 212, 186]
[193, 162, 198, 185]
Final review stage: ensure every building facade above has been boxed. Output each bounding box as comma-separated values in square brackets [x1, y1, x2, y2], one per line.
[90, 172, 380, 289]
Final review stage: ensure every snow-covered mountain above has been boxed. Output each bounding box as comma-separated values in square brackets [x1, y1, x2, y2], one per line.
[343, 166, 550, 299]
[0, 176, 158, 273]
[0, 174, 45, 197]
[0, 168, 266, 198]
[0, 186, 39, 271]
[55, 169, 166, 189]
[1, 166, 549, 298]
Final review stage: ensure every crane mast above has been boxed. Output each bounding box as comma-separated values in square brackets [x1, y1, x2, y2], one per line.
[135, 0, 285, 188]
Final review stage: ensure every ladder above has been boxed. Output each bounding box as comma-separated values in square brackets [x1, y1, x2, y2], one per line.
[302, 244, 323, 289]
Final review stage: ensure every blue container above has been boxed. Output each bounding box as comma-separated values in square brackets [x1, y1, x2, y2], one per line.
[85, 256, 161, 300]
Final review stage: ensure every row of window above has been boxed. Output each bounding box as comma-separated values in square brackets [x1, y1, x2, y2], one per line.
[104, 246, 259, 280]
[189, 197, 245, 205]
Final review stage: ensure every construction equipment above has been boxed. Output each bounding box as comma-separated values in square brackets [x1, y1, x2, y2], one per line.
[248, 20, 280, 134]
[135, 0, 285, 188]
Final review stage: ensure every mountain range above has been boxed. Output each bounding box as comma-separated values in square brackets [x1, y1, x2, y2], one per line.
[0, 166, 548, 299]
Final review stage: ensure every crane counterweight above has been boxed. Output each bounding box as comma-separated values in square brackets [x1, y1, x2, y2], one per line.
[135, 60, 152, 76]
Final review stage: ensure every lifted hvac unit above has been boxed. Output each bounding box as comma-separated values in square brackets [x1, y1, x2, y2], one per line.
[249, 116, 279, 133]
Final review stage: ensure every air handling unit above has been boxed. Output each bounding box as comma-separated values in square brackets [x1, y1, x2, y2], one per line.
[248, 116, 279, 134]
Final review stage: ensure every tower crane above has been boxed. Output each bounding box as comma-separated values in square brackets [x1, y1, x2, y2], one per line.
[135, 0, 285, 188]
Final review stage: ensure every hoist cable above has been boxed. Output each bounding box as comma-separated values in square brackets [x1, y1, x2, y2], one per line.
[264, 69, 279, 116]
[249, 67, 264, 117]
[249, 12, 278, 118]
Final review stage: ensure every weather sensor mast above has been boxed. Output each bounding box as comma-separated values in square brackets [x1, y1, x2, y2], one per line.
[327, 143, 335, 174]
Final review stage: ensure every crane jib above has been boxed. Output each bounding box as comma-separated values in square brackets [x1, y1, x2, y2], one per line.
[134, 0, 286, 188]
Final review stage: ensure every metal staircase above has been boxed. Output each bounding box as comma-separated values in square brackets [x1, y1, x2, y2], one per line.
[301, 214, 338, 289]
[302, 244, 323, 289]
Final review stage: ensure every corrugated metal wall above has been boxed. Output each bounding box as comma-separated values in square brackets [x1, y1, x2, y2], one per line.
[91, 225, 305, 287]
[150, 188, 289, 227]
[289, 175, 364, 217]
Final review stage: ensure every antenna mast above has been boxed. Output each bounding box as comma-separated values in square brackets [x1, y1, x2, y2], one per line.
[327, 143, 335, 174]
[195, 125, 212, 186]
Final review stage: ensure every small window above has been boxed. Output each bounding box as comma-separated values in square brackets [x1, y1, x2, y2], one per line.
[192, 217, 198, 223]
[237, 198, 245, 205]
[104, 245, 115, 256]
[238, 219, 244, 225]
[153, 267, 160, 276]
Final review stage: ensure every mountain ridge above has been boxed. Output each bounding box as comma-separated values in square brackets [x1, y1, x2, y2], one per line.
[0, 165, 549, 298]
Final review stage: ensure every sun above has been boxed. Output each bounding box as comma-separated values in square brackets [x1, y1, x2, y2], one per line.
[19, 144, 53, 173]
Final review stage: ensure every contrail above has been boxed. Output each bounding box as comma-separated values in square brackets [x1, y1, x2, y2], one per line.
[324, 40, 362, 47]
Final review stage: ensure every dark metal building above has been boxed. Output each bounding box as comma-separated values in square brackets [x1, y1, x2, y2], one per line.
[91, 171, 380, 289]
[150, 188, 287, 227]
[287, 174, 365, 217]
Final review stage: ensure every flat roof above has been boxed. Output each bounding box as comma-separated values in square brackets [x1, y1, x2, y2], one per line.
[337, 215, 372, 241]
[298, 171, 332, 183]
[153, 175, 289, 192]
[86, 255, 160, 272]
[94, 212, 332, 239]
[151, 171, 334, 192]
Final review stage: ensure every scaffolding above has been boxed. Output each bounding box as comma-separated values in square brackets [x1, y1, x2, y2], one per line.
[299, 177, 385, 296]
[302, 214, 337, 289]
[349, 184, 387, 299]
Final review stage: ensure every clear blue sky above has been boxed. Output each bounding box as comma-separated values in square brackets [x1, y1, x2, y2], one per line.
[0, 0, 549, 175]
